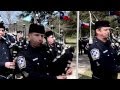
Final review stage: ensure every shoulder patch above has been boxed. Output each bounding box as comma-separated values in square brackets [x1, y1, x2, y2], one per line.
[16, 56, 26, 69]
[90, 48, 100, 61]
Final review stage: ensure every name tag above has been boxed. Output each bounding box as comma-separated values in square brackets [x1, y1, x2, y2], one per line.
[103, 50, 108, 53]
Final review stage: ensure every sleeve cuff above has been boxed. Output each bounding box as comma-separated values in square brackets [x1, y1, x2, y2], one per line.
[0, 62, 5, 68]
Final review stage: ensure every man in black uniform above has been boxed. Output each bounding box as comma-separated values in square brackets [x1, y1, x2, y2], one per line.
[88, 20, 120, 79]
[16, 24, 67, 79]
[45, 30, 63, 58]
[45, 30, 73, 77]
[0, 23, 15, 79]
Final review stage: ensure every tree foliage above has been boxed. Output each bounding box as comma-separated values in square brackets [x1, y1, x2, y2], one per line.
[19, 11, 120, 37]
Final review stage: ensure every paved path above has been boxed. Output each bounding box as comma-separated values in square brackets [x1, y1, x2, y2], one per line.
[67, 54, 92, 79]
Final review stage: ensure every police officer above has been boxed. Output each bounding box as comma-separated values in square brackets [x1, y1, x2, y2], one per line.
[45, 30, 73, 77]
[45, 30, 63, 58]
[88, 20, 120, 79]
[0, 23, 15, 79]
[16, 24, 67, 79]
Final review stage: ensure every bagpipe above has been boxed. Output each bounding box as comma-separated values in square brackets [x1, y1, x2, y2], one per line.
[52, 44, 74, 62]
[50, 42, 75, 75]
[1, 34, 17, 59]
[107, 31, 120, 73]
[1, 34, 28, 79]
[1, 34, 28, 59]
[108, 31, 120, 66]
[109, 32, 120, 53]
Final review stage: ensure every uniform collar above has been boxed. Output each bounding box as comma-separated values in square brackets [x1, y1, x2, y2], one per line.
[94, 37, 111, 47]
[28, 43, 46, 52]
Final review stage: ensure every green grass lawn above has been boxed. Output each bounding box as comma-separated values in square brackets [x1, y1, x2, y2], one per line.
[79, 69, 92, 79]
[79, 70, 120, 79]
[65, 37, 76, 44]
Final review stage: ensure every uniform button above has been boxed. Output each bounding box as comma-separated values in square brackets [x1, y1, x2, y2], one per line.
[58, 50, 61, 54]
[4, 52, 6, 54]
[49, 49, 52, 51]
[37, 63, 39, 65]
[56, 56, 60, 59]
[46, 73, 49, 75]
[114, 59, 116, 60]
[67, 64, 70, 67]
[96, 62, 100, 66]
[111, 53, 113, 54]
[44, 58, 46, 60]
[3, 48, 4, 50]
[6, 57, 8, 59]
[57, 45, 60, 47]
[47, 51, 50, 53]
[107, 55, 109, 56]
[46, 65, 48, 67]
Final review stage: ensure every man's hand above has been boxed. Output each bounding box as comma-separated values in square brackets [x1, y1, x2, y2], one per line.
[66, 67, 72, 75]
[5, 61, 15, 69]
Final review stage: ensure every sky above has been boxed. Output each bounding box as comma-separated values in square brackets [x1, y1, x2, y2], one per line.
[0, 11, 22, 25]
